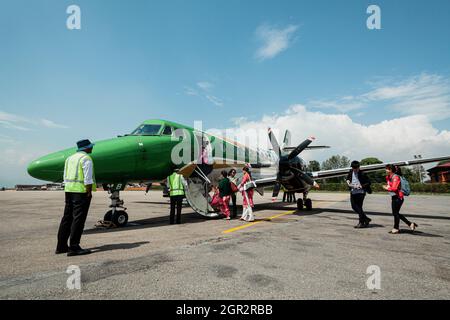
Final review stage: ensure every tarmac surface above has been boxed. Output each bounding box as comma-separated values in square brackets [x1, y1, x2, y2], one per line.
[0, 190, 449, 300]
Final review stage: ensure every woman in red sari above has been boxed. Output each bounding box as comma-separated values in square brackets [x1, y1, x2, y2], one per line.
[239, 166, 254, 222]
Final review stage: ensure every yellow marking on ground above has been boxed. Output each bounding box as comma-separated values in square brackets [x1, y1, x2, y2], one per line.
[222, 210, 297, 234]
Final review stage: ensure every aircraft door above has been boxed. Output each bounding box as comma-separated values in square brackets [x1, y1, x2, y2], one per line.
[135, 136, 164, 179]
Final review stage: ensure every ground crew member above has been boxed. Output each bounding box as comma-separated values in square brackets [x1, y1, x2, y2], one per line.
[56, 139, 96, 256]
[168, 168, 185, 224]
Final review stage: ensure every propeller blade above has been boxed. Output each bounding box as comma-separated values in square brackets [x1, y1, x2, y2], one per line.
[287, 136, 315, 160]
[299, 171, 315, 186]
[268, 128, 281, 156]
[272, 182, 281, 198]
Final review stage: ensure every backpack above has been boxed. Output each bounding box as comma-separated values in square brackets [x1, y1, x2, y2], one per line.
[393, 174, 411, 196]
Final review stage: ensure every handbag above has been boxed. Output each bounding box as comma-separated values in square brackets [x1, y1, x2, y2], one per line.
[230, 182, 238, 193]
[244, 180, 257, 191]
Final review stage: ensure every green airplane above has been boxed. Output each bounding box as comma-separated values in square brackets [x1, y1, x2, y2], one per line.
[27, 119, 450, 227]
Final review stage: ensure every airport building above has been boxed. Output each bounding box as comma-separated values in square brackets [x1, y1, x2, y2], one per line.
[15, 183, 64, 191]
[427, 163, 450, 183]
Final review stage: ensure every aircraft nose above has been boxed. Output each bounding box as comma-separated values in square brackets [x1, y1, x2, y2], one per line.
[27, 153, 66, 182]
[27, 159, 42, 179]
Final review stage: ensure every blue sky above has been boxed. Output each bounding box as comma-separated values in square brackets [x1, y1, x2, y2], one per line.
[1, 0, 450, 186]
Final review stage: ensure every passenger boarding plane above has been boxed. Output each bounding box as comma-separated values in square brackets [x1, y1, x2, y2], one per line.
[27, 119, 450, 227]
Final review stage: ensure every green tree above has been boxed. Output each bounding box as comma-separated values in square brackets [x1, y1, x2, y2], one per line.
[307, 160, 320, 172]
[322, 155, 350, 183]
[401, 167, 421, 183]
[360, 157, 385, 183]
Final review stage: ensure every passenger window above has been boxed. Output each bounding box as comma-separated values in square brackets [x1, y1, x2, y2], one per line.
[162, 126, 173, 136]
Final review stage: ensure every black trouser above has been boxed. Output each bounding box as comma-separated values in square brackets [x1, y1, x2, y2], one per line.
[350, 193, 368, 223]
[170, 195, 184, 224]
[230, 194, 237, 218]
[391, 196, 410, 229]
[57, 192, 91, 249]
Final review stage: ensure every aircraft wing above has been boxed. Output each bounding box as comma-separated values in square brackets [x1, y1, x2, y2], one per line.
[310, 155, 450, 180]
[252, 176, 279, 187]
[178, 158, 248, 179]
[283, 145, 330, 152]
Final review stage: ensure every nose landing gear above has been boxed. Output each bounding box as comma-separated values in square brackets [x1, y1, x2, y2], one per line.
[103, 185, 129, 227]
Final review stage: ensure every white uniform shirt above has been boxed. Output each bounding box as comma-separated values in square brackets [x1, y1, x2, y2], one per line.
[81, 155, 94, 185]
[63, 151, 94, 185]
[351, 171, 364, 194]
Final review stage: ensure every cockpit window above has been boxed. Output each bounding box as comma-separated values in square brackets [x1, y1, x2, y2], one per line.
[130, 124, 161, 136]
[162, 126, 173, 136]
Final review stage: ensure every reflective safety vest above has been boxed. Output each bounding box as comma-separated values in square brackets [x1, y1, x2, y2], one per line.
[168, 172, 185, 196]
[64, 152, 96, 193]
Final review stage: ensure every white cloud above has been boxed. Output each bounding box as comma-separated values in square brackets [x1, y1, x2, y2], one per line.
[184, 81, 224, 107]
[197, 82, 213, 91]
[0, 120, 30, 131]
[41, 119, 69, 129]
[184, 87, 199, 96]
[0, 134, 15, 144]
[0, 144, 49, 186]
[309, 99, 366, 113]
[210, 104, 450, 165]
[309, 73, 450, 120]
[0, 111, 32, 131]
[364, 73, 450, 120]
[205, 95, 224, 107]
[255, 24, 299, 61]
[0, 110, 69, 130]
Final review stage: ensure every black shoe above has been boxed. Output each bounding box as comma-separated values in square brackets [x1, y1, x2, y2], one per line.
[363, 218, 372, 227]
[67, 246, 92, 256]
[354, 223, 365, 229]
[55, 247, 68, 254]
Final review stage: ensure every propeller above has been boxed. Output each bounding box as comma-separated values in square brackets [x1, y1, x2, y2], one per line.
[287, 136, 315, 160]
[299, 171, 315, 186]
[272, 182, 281, 199]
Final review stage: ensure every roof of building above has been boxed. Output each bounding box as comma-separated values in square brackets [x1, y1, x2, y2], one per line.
[427, 162, 450, 173]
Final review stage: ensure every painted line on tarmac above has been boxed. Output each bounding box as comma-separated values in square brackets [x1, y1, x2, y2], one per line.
[222, 210, 297, 234]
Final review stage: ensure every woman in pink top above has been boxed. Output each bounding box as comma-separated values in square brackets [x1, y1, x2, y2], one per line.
[383, 164, 417, 234]
[239, 166, 254, 222]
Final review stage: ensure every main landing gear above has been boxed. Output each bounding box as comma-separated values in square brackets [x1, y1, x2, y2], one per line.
[103, 189, 129, 227]
[297, 192, 312, 211]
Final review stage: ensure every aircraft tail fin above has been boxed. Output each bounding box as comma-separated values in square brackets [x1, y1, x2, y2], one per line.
[282, 130, 291, 148]
[280, 129, 330, 152]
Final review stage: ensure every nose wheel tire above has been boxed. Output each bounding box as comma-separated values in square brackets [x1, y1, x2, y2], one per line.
[304, 198, 312, 211]
[297, 198, 303, 210]
[104, 211, 112, 222]
[104, 210, 128, 227]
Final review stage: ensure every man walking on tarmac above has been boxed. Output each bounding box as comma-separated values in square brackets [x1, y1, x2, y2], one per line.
[168, 167, 185, 224]
[56, 139, 96, 256]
